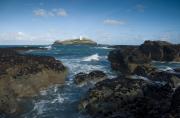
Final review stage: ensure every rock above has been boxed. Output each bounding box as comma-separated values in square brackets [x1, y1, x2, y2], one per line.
[74, 70, 107, 87]
[174, 68, 180, 73]
[79, 76, 174, 118]
[0, 48, 67, 114]
[148, 70, 180, 88]
[53, 37, 97, 45]
[108, 40, 180, 75]
[139, 40, 180, 61]
[171, 86, 180, 117]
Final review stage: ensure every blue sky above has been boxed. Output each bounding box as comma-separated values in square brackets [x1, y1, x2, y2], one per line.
[0, 0, 180, 45]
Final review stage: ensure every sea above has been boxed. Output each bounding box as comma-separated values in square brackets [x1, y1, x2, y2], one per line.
[0, 45, 180, 118]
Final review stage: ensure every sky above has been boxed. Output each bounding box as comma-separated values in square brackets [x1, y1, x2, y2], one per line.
[0, 0, 180, 45]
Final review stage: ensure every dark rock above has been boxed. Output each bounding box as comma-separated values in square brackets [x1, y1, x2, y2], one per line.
[148, 70, 180, 88]
[174, 68, 180, 73]
[139, 40, 180, 61]
[108, 40, 180, 75]
[79, 76, 175, 118]
[74, 70, 107, 87]
[171, 86, 180, 117]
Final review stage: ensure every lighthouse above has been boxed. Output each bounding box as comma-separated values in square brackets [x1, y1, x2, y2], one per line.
[80, 36, 83, 40]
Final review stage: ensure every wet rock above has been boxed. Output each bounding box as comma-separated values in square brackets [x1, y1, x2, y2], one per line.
[171, 86, 180, 117]
[108, 40, 180, 75]
[148, 70, 180, 88]
[74, 70, 107, 87]
[0, 48, 67, 114]
[174, 68, 180, 73]
[139, 40, 180, 61]
[79, 77, 175, 118]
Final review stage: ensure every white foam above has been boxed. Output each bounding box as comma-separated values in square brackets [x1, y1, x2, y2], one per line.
[82, 54, 100, 61]
[44, 45, 52, 50]
[51, 94, 64, 104]
[40, 90, 47, 96]
[129, 75, 150, 81]
[95, 46, 114, 50]
[33, 100, 49, 115]
[159, 66, 174, 72]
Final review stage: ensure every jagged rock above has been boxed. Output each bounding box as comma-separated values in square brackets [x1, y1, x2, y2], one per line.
[139, 40, 180, 61]
[0, 48, 67, 114]
[148, 70, 180, 88]
[79, 77, 174, 118]
[108, 40, 180, 75]
[74, 70, 107, 87]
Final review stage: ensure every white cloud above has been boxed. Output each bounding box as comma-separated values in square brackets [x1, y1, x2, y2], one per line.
[33, 8, 68, 17]
[103, 19, 126, 25]
[33, 9, 46, 16]
[135, 4, 145, 12]
[56, 9, 68, 16]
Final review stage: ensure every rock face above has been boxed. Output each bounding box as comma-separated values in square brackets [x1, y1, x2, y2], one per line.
[108, 40, 180, 75]
[53, 37, 97, 45]
[139, 40, 180, 61]
[74, 70, 107, 87]
[0, 48, 67, 114]
[79, 77, 177, 118]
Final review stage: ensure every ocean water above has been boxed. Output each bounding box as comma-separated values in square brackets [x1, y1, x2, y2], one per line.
[1, 45, 180, 118]
[16, 45, 115, 118]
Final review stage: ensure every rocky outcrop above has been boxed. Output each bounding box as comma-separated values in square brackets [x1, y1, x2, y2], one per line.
[0, 48, 67, 114]
[74, 70, 107, 87]
[108, 40, 180, 75]
[79, 76, 177, 118]
[139, 40, 180, 61]
[53, 37, 97, 45]
[79, 40, 180, 118]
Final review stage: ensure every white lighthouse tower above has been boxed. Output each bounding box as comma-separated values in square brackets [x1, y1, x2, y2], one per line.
[80, 36, 83, 40]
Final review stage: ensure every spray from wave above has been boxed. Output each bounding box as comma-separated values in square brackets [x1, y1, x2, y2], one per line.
[82, 54, 100, 61]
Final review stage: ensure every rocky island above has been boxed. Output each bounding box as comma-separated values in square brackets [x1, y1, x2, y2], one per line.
[0, 47, 67, 115]
[53, 36, 97, 45]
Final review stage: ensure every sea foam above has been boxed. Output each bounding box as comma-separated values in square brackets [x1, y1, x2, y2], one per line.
[82, 54, 100, 61]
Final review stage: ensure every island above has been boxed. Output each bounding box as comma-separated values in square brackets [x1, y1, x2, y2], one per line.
[53, 36, 97, 45]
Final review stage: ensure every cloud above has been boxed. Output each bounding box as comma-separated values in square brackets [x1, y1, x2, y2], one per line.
[33, 8, 68, 17]
[56, 9, 68, 16]
[33, 9, 46, 16]
[135, 4, 145, 12]
[103, 19, 126, 25]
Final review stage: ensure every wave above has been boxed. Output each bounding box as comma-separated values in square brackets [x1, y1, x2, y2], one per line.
[82, 54, 100, 61]
[159, 66, 174, 72]
[94, 46, 114, 50]
[44, 45, 52, 50]
[51, 94, 64, 104]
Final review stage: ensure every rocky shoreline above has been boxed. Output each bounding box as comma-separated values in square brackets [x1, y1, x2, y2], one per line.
[0, 47, 67, 116]
[78, 40, 180, 118]
[0, 40, 180, 118]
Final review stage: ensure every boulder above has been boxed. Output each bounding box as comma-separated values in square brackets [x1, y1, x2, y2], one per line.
[0, 48, 67, 114]
[79, 76, 174, 118]
[108, 40, 180, 75]
[74, 70, 107, 87]
[139, 40, 180, 61]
